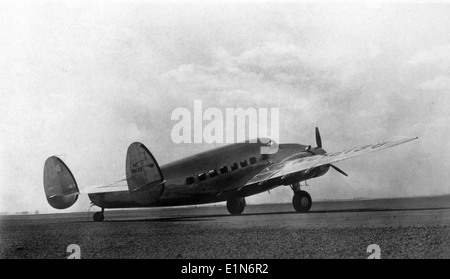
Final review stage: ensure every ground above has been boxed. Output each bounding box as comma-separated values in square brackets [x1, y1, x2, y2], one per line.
[1, 196, 450, 259]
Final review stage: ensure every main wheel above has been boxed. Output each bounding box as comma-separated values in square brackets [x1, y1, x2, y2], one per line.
[292, 191, 312, 213]
[227, 197, 246, 215]
[93, 212, 105, 222]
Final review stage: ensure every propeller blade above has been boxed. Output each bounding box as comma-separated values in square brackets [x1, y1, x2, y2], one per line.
[330, 164, 348, 177]
[315, 127, 322, 148]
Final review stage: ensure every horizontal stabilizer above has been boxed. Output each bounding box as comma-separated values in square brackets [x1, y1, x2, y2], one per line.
[80, 178, 129, 194]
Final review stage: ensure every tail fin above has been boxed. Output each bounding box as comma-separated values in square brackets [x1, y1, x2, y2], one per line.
[43, 156, 79, 209]
[126, 142, 165, 206]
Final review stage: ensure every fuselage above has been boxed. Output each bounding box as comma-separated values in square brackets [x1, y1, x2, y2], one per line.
[88, 140, 329, 208]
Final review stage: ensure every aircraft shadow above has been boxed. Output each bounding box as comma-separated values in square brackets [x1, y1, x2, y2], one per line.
[101, 206, 450, 223]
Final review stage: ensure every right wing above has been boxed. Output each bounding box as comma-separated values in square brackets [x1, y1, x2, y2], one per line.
[245, 137, 418, 186]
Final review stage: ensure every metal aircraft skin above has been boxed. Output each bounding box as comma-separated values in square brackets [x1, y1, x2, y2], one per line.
[43, 128, 418, 221]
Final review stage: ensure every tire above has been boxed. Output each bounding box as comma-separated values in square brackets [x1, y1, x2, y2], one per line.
[93, 212, 105, 222]
[292, 191, 312, 213]
[227, 197, 246, 215]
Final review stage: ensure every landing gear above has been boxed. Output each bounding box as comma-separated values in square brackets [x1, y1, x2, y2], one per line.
[93, 208, 105, 222]
[292, 191, 312, 213]
[291, 182, 312, 213]
[227, 197, 246, 215]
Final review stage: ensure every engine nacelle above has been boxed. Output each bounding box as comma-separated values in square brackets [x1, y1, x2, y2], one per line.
[280, 164, 330, 186]
[43, 156, 79, 209]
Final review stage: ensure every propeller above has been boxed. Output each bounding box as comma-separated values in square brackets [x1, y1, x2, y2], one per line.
[314, 127, 347, 177]
[315, 127, 322, 148]
[330, 164, 348, 177]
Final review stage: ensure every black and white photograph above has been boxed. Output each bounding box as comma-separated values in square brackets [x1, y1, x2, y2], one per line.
[1, 0, 450, 262]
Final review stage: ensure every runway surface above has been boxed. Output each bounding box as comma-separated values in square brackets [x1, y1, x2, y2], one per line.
[1, 195, 450, 259]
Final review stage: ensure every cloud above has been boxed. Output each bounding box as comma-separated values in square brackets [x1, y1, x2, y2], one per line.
[164, 41, 379, 93]
[419, 75, 450, 91]
[409, 44, 450, 93]
[2, 2, 450, 214]
[409, 44, 450, 71]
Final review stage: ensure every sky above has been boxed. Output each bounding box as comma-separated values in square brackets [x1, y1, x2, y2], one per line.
[1, 1, 450, 214]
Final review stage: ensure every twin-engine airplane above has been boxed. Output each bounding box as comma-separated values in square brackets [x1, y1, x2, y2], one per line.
[43, 128, 417, 222]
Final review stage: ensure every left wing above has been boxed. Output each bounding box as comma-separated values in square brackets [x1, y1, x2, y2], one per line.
[245, 137, 418, 186]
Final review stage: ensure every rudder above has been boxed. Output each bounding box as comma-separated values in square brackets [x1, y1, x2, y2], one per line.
[126, 142, 165, 206]
[43, 156, 79, 209]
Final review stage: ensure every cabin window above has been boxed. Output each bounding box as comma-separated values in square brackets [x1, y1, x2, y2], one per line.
[230, 163, 239, 171]
[198, 172, 207, 181]
[186, 177, 195, 185]
[262, 154, 269, 160]
[249, 157, 257, 164]
[240, 160, 248, 168]
[209, 169, 218, 177]
[219, 166, 228, 174]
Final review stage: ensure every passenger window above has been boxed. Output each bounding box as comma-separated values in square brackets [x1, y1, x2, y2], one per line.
[249, 157, 257, 164]
[240, 160, 248, 168]
[198, 172, 207, 181]
[262, 154, 269, 160]
[186, 177, 195, 185]
[209, 169, 218, 177]
[219, 166, 228, 174]
[230, 163, 239, 171]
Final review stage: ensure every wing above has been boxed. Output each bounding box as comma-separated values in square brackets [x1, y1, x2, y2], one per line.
[245, 137, 418, 186]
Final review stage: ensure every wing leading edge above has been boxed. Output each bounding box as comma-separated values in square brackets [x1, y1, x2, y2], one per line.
[245, 137, 418, 186]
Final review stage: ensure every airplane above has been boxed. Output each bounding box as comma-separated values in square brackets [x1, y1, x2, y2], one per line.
[43, 127, 418, 222]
